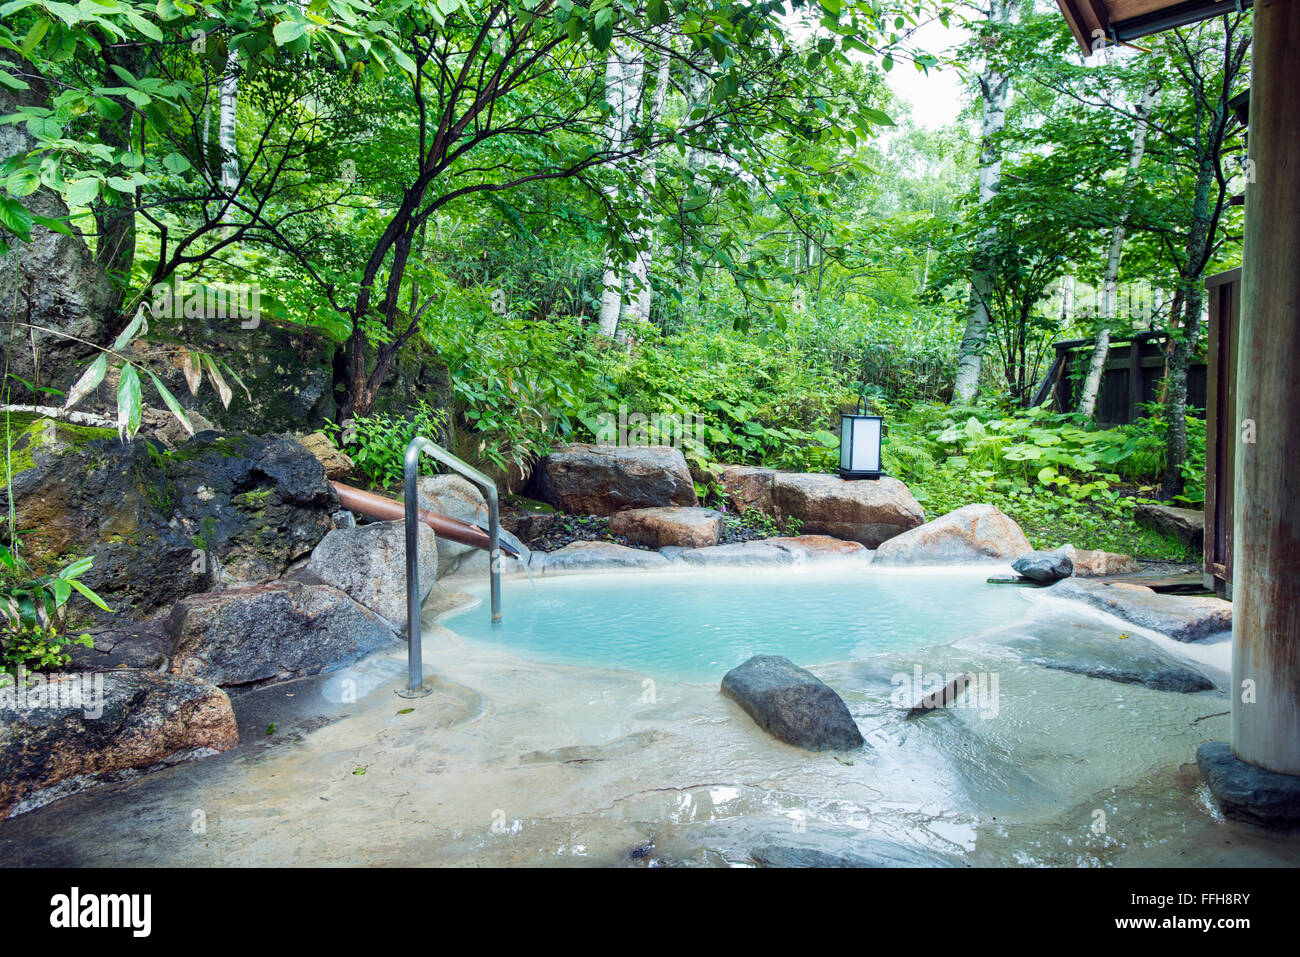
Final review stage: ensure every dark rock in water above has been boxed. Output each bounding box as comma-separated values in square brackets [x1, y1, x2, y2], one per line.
[1198, 742, 1300, 830]
[1048, 577, 1230, 642]
[1012, 548, 1074, 583]
[0, 669, 238, 820]
[906, 673, 977, 718]
[167, 581, 399, 686]
[1134, 503, 1204, 550]
[2, 428, 338, 624]
[721, 655, 864, 751]
[751, 842, 955, 868]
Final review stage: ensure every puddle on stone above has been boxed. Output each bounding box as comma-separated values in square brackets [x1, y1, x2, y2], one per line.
[318, 656, 407, 703]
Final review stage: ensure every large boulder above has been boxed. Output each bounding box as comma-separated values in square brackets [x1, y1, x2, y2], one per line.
[66, 619, 173, 673]
[418, 473, 489, 569]
[1013, 548, 1074, 583]
[0, 669, 237, 819]
[415, 472, 530, 578]
[770, 473, 924, 547]
[305, 520, 437, 630]
[1, 425, 338, 623]
[610, 506, 723, 548]
[1048, 577, 1231, 642]
[873, 504, 1030, 565]
[1134, 503, 1204, 550]
[167, 582, 399, 686]
[721, 655, 864, 751]
[720, 465, 777, 514]
[531, 444, 698, 515]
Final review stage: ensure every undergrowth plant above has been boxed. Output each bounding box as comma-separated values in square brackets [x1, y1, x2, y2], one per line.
[879, 403, 1202, 559]
[324, 399, 449, 489]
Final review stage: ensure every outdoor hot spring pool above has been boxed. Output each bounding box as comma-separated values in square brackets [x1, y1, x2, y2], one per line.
[439, 567, 1033, 682]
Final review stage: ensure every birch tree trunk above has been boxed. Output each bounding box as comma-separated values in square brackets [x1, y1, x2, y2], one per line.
[1078, 79, 1160, 418]
[1059, 274, 1074, 324]
[952, 0, 1014, 404]
[682, 59, 710, 173]
[597, 44, 638, 338]
[621, 49, 671, 332]
[217, 48, 240, 196]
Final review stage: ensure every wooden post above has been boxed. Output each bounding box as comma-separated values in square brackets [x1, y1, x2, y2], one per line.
[1232, 0, 1300, 775]
[1127, 336, 1142, 424]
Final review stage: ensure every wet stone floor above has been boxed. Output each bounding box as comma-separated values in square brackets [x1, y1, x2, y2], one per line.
[1, 588, 1296, 868]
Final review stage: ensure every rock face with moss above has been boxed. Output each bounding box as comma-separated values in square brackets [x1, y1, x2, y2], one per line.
[0, 669, 238, 820]
[2, 424, 338, 623]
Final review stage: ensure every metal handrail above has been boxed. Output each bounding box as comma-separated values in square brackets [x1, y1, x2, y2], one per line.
[399, 436, 502, 698]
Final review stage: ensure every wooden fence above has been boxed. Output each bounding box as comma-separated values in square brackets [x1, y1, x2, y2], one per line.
[1033, 331, 1207, 426]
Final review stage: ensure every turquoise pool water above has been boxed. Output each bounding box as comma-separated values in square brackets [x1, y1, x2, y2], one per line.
[439, 567, 1032, 682]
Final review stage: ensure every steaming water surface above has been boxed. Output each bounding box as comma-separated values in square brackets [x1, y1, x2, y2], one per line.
[441, 566, 1032, 681]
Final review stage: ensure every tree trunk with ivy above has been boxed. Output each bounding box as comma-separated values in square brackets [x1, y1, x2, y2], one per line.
[92, 40, 141, 322]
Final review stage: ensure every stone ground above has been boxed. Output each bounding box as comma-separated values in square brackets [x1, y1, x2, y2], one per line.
[1, 571, 1295, 868]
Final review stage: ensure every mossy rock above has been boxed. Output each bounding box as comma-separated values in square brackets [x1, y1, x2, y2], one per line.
[0, 414, 117, 490]
[1, 429, 338, 624]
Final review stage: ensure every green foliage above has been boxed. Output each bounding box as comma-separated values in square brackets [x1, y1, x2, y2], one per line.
[324, 398, 449, 489]
[0, 544, 106, 678]
[881, 403, 1201, 559]
[718, 508, 803, 540]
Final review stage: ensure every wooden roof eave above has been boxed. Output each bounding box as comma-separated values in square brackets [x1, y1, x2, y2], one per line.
[1056, 0, 1255, 55]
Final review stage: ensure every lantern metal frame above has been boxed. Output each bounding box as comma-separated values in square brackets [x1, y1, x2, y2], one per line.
[838, 404, 884, 480]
